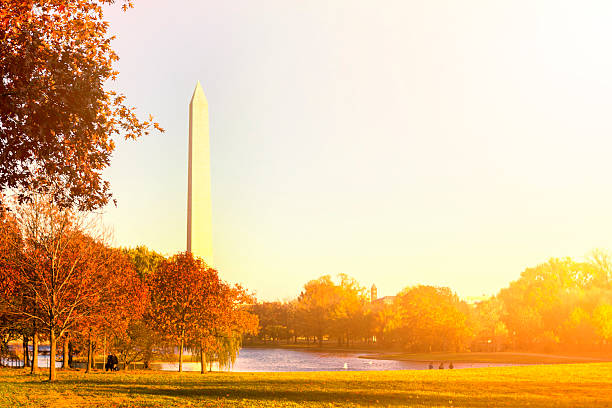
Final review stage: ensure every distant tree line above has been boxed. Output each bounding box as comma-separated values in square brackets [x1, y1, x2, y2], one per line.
[249, 256, 612, 353]
[0, 196, 257, 382]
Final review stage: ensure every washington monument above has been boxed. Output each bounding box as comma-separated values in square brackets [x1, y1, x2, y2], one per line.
[187, 81, 213, 265]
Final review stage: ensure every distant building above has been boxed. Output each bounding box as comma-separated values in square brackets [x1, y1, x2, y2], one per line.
[369, 284, 395, 344]
[376, 296, 396, 305]
[370, 284, 395, 305]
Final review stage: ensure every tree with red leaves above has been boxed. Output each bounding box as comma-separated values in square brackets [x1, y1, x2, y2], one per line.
[193, 281, 258, 373]
[0, 207, 24, 362]
[0, 0, 162, 210]
[148, 252, 257, 373]
[77, 246, 147, 373]
[0, 196, 146, 381]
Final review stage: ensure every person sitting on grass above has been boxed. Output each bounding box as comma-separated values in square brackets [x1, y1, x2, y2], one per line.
[105, 354, 114, 371]
[105, 354, 119, 371]
[428, 362, 434, 369]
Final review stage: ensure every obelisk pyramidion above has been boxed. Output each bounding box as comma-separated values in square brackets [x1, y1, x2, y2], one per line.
[187, 81, 213, 265]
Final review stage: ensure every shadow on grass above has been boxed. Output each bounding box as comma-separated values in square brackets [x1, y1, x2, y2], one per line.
[87, 383, 604, 407]
[43, 375, 611, 408]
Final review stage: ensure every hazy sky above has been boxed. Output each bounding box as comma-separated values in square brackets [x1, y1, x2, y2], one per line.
[101, 1, 612, 301]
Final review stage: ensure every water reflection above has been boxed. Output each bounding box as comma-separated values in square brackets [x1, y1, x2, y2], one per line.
[154, 348, 522, 372]
[0, 356, 62, 368]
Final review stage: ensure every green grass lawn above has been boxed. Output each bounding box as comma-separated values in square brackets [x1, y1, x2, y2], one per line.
[360, 351, 612, 364]
[1, 363, 611, 407]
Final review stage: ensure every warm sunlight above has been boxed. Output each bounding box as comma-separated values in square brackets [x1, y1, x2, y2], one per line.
[1, 1, 611, 407]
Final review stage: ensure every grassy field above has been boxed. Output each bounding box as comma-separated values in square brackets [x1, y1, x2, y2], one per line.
[1, 363, 612, 407]
[360, 351, 612, 364]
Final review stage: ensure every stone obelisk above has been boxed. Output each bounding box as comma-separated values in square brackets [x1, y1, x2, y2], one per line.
[187, 81, 213, 265]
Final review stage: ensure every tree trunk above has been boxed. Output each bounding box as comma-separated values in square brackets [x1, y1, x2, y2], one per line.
[68, 341, 73, 368]
[30, 332, 39, 374]
[62, 334, 69, 368]
[200, 341, 206, 374]
[86, 335, 92, 374]
[178, 336, 184, 372]
[143, 343, 151, 370]
[49, 328, 57, 382]
[23, 336, 30, 367]
[90, 337, 97, 370]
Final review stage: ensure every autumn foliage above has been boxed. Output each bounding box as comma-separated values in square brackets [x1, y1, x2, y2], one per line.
[497, 255, 612, 351]
[0, 198, 257, 381]
[383, 286, 471, 351]
[148, 252, 257, 372]
[0, 0, 162, 210]
[0, 0, 261, 382]
[0, 197, 147, 380]
[251, 257, 612, 354]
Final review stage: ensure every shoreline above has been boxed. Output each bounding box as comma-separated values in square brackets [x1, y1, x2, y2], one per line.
[243, 345, 612, 364]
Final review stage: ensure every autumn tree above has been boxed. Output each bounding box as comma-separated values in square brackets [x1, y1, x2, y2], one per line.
[587, 249, 612, 287]
[123, 246, 165, 280]
[0, 196, 145, 381]
[383, 285, 471, 352]
[331, 274, 368, 347]
[0, 202, 38, 370]
[77, 246, 147, 373]
[498, 257, 612, 352]
[296, 276, 341, 346]
[0, 221, 21, 362]
[251, 301, 290, 344]
[470, 297, 509, 352]
[148, 252, 218, 372]
[193, 282, 258, 373]
[369, 299, 395, 345]
[117, 245, 165, 369]
[148, 252, 257, 373]
[593, 304, 612, 348]
[0, 0, 162, 210]
[110, 319, 152, 370]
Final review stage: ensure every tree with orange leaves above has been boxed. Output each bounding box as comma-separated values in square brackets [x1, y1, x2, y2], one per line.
[76, 245, 148, 373]
[148, 252, 257, 373]
[113, 246, 164, 369]
[0, 207, 24, 361]
[193, 281, 258, 373]
[0, 0, 162, 210]
[384, 285, 471, 352]
[296, 275, 341, 347]
[0, 196, 146, 381]
[148, 253, 217, 372]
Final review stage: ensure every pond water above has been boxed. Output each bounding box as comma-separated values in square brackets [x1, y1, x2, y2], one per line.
[2, 347, 523, 372]
[1, 345, 63, 368]
[1, 355, 62, 368]
[154, 348, 521, 372]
